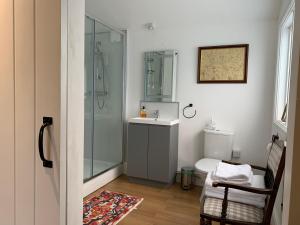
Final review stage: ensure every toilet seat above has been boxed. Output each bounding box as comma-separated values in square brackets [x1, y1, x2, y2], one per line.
[195, 158, 221, 173]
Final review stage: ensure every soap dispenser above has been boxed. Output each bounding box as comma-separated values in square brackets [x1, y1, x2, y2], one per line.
[139, 106, 147, 118]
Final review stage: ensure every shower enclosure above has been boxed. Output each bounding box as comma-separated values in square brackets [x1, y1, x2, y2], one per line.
[84, 16, 124, 181]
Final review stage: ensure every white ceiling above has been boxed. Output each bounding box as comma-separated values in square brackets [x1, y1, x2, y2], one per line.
[86, 0, 281, 30]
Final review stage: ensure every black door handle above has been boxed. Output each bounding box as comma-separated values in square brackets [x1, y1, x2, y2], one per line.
[38, 117, 53, 168]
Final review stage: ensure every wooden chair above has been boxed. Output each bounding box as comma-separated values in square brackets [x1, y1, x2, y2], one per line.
[200, 135, 286, 225]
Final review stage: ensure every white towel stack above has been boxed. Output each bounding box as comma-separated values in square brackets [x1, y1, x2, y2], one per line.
[212, 162, 253, 186]
[202, 172, 266, 208]
[201, 162, 267, 208]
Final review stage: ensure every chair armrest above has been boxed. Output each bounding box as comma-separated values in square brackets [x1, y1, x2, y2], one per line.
[222, 160, 267, 171]
[212, 181, 272, 195]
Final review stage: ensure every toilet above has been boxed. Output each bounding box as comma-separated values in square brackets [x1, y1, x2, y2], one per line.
[195, 129, 234, 185]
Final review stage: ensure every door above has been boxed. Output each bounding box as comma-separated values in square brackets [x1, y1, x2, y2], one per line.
[127, 124, 148, 179]
[0, 1, 15, 224]
[148, 125, 171, 182]
[0, 0, 62, 224]
[35, 0, 61, 224]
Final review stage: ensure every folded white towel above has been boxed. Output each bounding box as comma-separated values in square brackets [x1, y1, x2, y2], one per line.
[211, 170, 253, 186]
[214, 162, 252, 181]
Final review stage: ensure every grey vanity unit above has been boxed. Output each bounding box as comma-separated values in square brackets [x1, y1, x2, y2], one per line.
[127, 121, 179, 185]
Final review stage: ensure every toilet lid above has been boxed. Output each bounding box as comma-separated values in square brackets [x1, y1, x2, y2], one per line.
[195, 158, 221, 173]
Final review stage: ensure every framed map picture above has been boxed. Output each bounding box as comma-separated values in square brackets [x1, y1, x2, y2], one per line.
[197, 44, 249, 83]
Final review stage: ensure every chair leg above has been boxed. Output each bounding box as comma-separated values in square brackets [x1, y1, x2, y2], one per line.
[200, 217, 205, 225]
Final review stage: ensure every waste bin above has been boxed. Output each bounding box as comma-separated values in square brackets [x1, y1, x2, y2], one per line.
[181, 167, 194, 190]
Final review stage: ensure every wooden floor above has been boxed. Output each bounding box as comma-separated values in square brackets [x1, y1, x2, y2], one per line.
[85, 175, 218, 225]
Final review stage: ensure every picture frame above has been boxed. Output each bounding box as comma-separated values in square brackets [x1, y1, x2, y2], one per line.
[197, 44, 249, 83]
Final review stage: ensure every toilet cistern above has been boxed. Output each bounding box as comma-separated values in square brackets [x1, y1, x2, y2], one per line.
[194, 128, 234, 185]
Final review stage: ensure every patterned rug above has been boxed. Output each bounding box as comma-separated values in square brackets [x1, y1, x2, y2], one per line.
[83, 190, 143, 225]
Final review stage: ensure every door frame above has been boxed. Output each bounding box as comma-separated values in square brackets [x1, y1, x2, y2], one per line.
[282, 0, 300, 224]
[61, 0, 85, 225]
[61, 1, 129, 224]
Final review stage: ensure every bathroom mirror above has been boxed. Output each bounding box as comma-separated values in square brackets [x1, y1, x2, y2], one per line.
[144, 50, 178, 102]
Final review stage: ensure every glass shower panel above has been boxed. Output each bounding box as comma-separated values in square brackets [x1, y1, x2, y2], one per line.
[84, 16, 94, 180]
[92, 21, 123, 176]
[84, 16, 124, 181]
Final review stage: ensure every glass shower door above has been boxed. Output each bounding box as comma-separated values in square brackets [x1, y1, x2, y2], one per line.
[84, 16, 94, 180]
[92, 19, 124, 177]
[84, 16, 124, 181]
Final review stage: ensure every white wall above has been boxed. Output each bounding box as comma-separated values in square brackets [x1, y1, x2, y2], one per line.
[127, 20, 278, 170]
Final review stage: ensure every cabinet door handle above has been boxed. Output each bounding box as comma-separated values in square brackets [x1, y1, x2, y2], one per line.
[38, 117, 53, 168]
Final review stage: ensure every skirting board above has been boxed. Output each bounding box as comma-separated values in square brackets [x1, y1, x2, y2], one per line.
[83, 164, 124, 197]
[176, 171, 205, 186]
[125, 164, 204, 187]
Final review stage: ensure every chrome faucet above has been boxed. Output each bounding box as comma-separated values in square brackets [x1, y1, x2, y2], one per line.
[153, 110, 160, 120]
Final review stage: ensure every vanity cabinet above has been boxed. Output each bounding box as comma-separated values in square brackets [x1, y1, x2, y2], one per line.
[127, 123, 178, 184]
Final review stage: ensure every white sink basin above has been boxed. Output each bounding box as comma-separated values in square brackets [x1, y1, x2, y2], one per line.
[128, 117, 179, 126]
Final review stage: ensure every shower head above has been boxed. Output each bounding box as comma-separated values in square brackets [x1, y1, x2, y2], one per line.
[95, 41, 102, 54]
